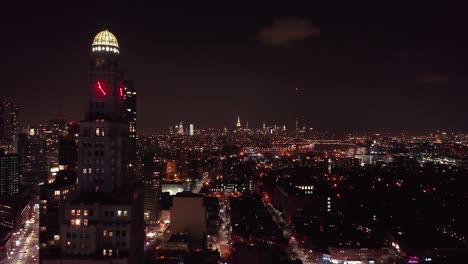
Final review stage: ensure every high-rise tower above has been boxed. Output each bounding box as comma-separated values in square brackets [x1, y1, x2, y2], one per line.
[189, 124, 194, 136]
[123, 80, 137, 181]
[0, 152, 20, 196]
[0, 98, 19, 153]
[80, 30, 135, 193]
[42, 30, 144, 263]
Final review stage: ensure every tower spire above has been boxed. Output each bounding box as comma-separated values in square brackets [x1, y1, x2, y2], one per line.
[236, 116, 241, 128]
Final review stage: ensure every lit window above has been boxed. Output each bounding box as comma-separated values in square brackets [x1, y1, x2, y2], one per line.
[71, 219, 75, 226]
[83, 168, 87, 174]
[109, 249, 113, 256]
[84, 210, 88, 216]
[109, 231, 113, 237]
[117, 210, 122, 217]
[123, 210, 128, 216]
[71, 210, 76, 216]
[84, 219, 88, 226]
[77, 210, 81, 216]
[54, 190, 60, 196]
[76, 219, 81, 226]
[103, 230, 107, 237]
[54, 235, 60, 241]
[103, 249, 107, 255]
[95, 127, 105, 136]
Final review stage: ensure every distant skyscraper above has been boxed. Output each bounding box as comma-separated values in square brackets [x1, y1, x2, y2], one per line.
[189, 124, 194, 136]
[123, 80, 137, 181]
[0, 152, 20, 196]
[123, 80, 137, 139]
[42, 30, 144, 263]
[295, 87, 300, 132]
[17, 133, 32, 172]
[236, 116, 241, 128]
[49, 117, 67, 160]
[142, 152, 164, 224]
[49, 117, 67, 138]
[178, 122, 184, 135]
[0, 98, 19, 153]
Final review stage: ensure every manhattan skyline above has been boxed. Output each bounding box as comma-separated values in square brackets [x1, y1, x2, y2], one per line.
[1, 3, 466, 134]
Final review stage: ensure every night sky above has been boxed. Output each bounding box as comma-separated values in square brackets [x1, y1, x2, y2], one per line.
[1, 3, 466, 134]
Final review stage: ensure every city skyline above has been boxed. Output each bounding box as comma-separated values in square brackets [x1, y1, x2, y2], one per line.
[1, 3, 467, 134]
[2, 3, 468, 264]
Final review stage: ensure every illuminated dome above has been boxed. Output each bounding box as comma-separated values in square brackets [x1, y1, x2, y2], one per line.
[91, 30, 120, 54]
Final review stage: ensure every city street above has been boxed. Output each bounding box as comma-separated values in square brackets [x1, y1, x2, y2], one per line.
[191, 171, 210, 194]
[145, 213, 170, 252]
[7, 204, 39, 264]
[216, 196, 232, 261]
[205, 194, 232, 261]
[263, 198, 315, 264]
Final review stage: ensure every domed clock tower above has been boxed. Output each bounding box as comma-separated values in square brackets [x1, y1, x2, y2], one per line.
[42, 30, 144, 264]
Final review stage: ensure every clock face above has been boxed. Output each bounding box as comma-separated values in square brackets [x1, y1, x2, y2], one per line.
[119, 83, 125, 98]
[94, 81, 108, 96]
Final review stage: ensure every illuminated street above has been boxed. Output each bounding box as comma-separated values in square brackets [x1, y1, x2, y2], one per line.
[216, 196, 232, 261]
[7, 204, 39, 264]
[192, 171, 211, 194]
[145, 214, 170, 252]
[264, 198, 314, 264]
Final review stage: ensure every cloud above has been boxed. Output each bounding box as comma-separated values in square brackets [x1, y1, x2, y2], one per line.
[258, 17, 320, 46]
[417, 72, 450, 83]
